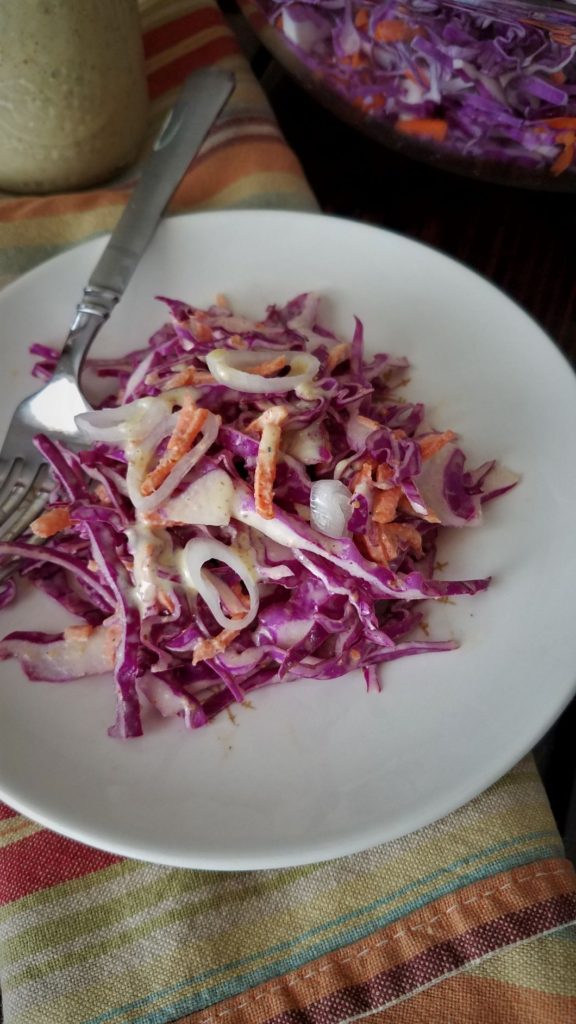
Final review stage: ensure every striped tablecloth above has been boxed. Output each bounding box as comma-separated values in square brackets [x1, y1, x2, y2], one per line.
[0, 2, 575, 1022]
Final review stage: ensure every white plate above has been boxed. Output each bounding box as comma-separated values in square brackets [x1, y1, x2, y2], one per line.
[0, 210, 575, 870]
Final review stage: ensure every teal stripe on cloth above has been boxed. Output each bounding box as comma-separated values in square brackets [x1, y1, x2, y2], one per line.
[85, 834, 562, 1024]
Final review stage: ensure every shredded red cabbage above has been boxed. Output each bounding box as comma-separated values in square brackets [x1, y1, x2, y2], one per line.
[249, 0, 576, 176]
[0, 292, 518, 738]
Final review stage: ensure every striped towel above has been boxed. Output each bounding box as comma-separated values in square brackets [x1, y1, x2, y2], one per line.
[0, 2, 575, 1023]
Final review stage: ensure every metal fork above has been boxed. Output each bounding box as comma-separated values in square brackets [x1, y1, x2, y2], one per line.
[0, 69, 234, 559]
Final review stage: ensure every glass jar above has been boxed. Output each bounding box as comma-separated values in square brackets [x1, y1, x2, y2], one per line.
[0, 0, 149, 193]
[239, 0, 576, 188]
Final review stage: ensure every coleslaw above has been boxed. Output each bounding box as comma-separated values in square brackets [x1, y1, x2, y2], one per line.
[255, 0, 576, 176]
[0, 292, 517, 738]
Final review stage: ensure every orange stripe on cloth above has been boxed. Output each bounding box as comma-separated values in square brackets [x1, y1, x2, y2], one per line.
[143, 7, 223, 57]
[0, 136, 307, 244]
[169, 136, 309, 209]
[180, 859, 576, 1024]
[147, 35, 239, 98]
[365, 971, 576, 1023]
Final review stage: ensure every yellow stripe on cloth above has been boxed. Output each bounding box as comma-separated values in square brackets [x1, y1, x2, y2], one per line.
[0, 820, 43, 851]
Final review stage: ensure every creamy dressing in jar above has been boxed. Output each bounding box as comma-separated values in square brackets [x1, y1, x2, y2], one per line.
[0, 0, 149, 193]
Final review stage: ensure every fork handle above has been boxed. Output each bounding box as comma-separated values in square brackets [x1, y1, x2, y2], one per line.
[53, 68, 235, 386]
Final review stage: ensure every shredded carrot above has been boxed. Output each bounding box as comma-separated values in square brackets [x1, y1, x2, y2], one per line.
[379, 522, 423, 561]
[550, 70, 567, 86]
[396, 118, 448, 142]
[228, 333, 248, 350]
[192, 628, 240, 666]
[371, 486, 403, 525]
[168, 403, 207, 456]
[349, 459, 377, 491]
[524, 18, 574, 44]
[552, 141, 575, 176]
[374, 18, 414, 42]
[30, 506, 72, 538]
[230, 582, 251, 609]
[246, 404, 288, 434]
[357, 415, 380, 431]
[64, 624, 94, 642]
[376, 463, 393, 483]
[191, 319, 213, 343]
[140, 401, 208, 496]
[551, 30, 575, 46]
[157, 590, 175, 614]
[161, 366, 214, 390]
[94, 483, 112, 506]
[251, 406, 289, 519]
[246, 355, 287, 377]
[363, 96, 386, 113]
[542, 116, 576, 130]
[216, 293, 231, 310]
[343, 51, 366, 68]
[556, 130, 576, 146]
[326, 342, 351, 373]
[354, 7, 369, 28]
[417, 429, 457, 460]
[355, 531, 387, 565]
[524, 17, 556, 30]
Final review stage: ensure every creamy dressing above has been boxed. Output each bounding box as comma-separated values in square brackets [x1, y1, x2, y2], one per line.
[84, 357, 323, 618]
[160, 470, 235, 527]
[0, 0, 148, 193]
[295, 381, 323, 402]
[125, 524, 175, 614]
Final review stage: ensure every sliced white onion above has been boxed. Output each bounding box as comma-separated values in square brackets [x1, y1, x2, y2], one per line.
[205, 348, 319, 394]
[309, 479, 352, 538]
[285, 421, 328, 465]
[127, 411, 221, 515]
[180, 538, 259, 631]
[122, 349, 156, 404]
[138, 674, 198, 723]
[76, 396, 170, 444]
[345, 412, 380, 451]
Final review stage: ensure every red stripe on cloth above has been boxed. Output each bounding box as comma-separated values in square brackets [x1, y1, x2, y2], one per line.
[266, 893, 576, 1024]
[0, 803, 18, 821]
[147, 37, 239, 99]
[143, 9, 223, 58]
[0, 828, 121, 904]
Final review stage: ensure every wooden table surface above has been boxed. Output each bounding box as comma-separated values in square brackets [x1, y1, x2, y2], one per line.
[226, 0, 576, 858]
